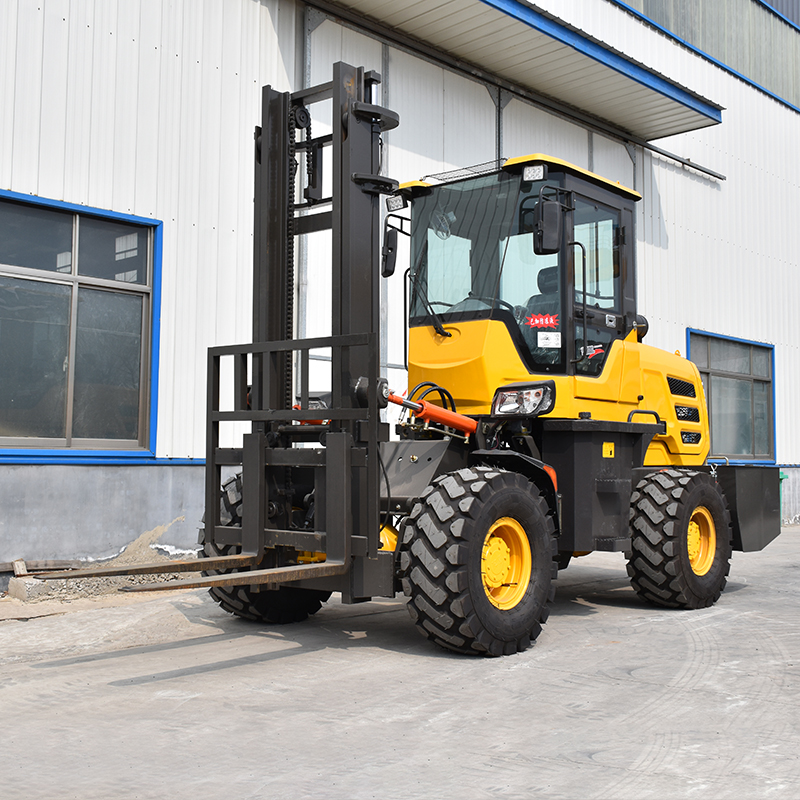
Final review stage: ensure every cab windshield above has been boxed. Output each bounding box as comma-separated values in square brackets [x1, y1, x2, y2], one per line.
[409, 170, 564, 371]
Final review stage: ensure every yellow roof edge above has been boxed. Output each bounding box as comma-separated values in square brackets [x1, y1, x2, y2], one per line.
[503, 154, 641, 201]
[399, 180, 432, 190]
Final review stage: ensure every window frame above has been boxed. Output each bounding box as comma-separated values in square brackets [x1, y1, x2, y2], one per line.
[687, 328, 776, 464]
[0, 190, 163, 462]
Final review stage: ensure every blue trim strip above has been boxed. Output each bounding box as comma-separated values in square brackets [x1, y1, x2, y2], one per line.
[478, 0, 722, 123]
[149, 222, 163, 453]
[610, 0, 800, 117]
[753, 1, 800, 36]
[686, 327, 776, 465]
[0, 189, 159, 226]
[686, 327, 775, 351]
[0, 191, 163, 462]
[707, 459, 777, 467]
[0, 456, 203, 466]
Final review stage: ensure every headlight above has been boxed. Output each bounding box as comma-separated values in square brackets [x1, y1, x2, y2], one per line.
[491, 382, 555, 417]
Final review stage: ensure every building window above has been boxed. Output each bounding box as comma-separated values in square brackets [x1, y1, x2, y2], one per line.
[0, 196, 155, 449]
[689, 331, 774, 461]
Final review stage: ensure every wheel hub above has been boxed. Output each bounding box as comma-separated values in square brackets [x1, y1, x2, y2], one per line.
[482, 538, 511, 588]
[481, 517, 532, 610]
[687, 505, 716, 576]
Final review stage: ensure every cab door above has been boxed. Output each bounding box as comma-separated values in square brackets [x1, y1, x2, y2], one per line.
[568, 192, 634, 378]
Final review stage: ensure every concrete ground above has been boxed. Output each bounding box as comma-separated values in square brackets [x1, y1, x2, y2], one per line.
[1, 530, 798, 800]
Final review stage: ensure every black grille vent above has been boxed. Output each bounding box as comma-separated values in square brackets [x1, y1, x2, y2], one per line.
[668, 377, 696, 397]
[675, 405, 700, 422]
[681, 431, 702, 444]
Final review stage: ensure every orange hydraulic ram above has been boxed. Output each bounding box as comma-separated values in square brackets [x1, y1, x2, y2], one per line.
[388, 393, 478, 435]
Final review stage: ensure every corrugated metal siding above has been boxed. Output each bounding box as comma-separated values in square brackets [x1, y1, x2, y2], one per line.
[0, 0, 298, 458]
[4, 0, 800, 468]
[503, 98, 590, 169]
[622, 0, 800, 109]
[762, 0, 800, 27]
[634, 83, 800, 462]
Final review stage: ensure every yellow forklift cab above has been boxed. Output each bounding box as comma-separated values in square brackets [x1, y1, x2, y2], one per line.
[398, 155, 641, 407]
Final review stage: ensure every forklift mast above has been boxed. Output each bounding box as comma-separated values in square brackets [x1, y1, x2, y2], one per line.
[200, 63, 399, 598]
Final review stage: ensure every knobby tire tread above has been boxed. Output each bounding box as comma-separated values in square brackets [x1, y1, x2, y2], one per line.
[627, 468, 732, 609]
[202, 474, 330, 624]
[399, 466, 558, 656]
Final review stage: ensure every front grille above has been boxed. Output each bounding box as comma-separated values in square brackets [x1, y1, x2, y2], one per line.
[668, 376, 696, 397]
[675, 405, 700, 422]
[681, 431, 702, 444]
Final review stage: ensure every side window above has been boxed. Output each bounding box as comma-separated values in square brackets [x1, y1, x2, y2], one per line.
[0, 197, 155, 449]
[573, 200, 621, 312]
[573, 199, 621, 375]
[690, 332, 774, 460]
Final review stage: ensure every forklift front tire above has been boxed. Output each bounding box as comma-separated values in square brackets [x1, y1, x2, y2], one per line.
[400, 467, 557, 656]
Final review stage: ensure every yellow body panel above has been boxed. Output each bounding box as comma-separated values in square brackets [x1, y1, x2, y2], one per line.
[409, 321, 709, 467]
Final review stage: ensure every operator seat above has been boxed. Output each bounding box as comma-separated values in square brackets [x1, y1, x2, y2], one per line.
[521, 266, 560, 364]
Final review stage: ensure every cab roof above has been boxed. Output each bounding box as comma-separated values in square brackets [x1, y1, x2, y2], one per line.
[503, 154, 641, 201]
[398, 154, 640, 202]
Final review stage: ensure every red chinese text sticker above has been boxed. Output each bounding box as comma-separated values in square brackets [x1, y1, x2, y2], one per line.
[525, 313, 559, 329]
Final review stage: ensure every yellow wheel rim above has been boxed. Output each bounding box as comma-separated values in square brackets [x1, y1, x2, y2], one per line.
[481, 517, 532, 610]
[686, 506, 716, 576]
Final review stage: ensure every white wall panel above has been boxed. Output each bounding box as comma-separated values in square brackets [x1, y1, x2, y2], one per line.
[87, 1, 119, 211]
[38, 0, 70, 202]
[62, 0, 95, 204]
[592, 133, 634, 190]
[111, 0, 141, 214]
[11, 1, 44, 192]
[0, 1, 18, 190]
[503, 98, 589, 167]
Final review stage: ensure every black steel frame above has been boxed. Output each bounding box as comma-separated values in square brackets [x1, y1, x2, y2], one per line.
[197, 63, 398, 598]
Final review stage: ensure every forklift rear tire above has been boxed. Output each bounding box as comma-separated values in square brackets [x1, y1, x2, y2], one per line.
[202, 475, 331, 624]
[399, 467, 557, 656]
[626, 469, 732, 609]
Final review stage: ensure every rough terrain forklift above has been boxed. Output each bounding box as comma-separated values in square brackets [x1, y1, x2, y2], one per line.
[39, 63, 780, 657]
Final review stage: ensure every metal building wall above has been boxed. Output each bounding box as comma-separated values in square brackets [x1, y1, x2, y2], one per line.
[537, 0, 800, 468]
[4, 0, 800, 563]
[621, 0, 800, 109]
[0, 0, 301, 461]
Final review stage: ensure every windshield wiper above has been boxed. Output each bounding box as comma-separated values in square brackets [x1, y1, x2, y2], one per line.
[412, 280, 451, 337]
[410, 239, 451, 337]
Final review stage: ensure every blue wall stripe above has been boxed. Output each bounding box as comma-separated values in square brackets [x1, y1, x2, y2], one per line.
[610, 0, 800, 117]
[0, 456, 203, 466]
[478, 0, 722, 122]
[148, 221, 163, 454]
[754, 0, 800, 36]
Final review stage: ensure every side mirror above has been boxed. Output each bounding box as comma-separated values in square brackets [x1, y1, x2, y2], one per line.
[381, 225, 398, 278]
[533, 199, 562, 255]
